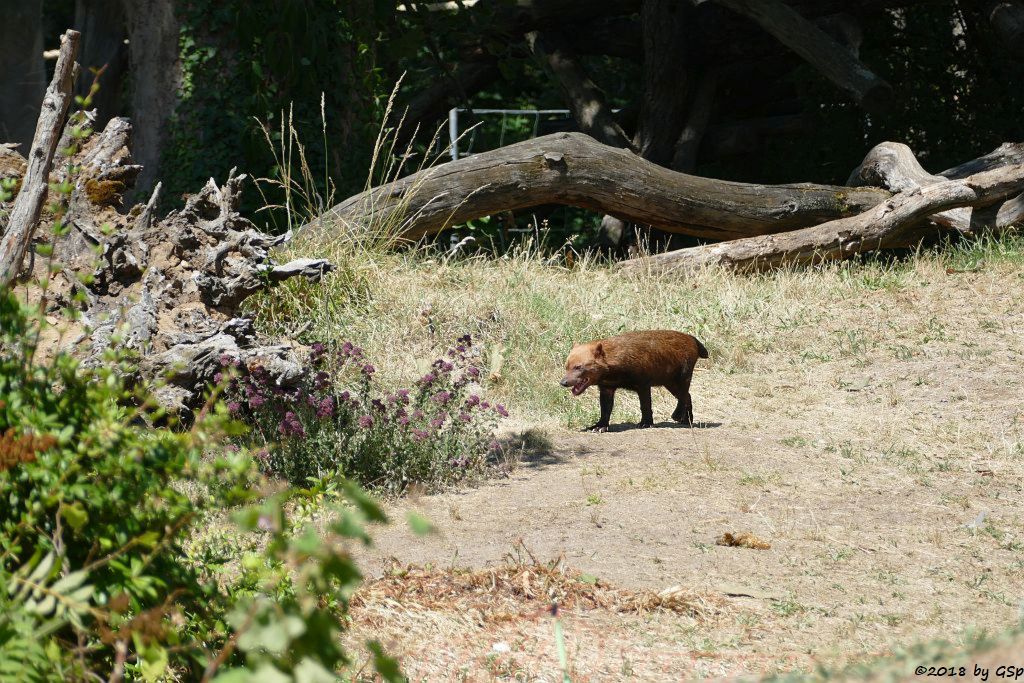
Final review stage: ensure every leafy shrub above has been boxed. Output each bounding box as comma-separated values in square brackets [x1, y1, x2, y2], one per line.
[223, 335, 508, 492]
[0, 292, 399, 681]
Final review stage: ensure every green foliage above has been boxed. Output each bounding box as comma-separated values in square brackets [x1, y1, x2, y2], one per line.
[165, 0, 392, 221]
[0, 297, 400, 679]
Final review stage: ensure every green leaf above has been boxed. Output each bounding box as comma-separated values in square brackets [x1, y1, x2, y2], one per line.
[210, 670, 254, 683]
[63, 502, 89, 531]
[250, 664, 291, 683]
[406, 511, 435, 537]
[139, 643, 169, 682]
[27, 552, 56, 585]
[52, 570, 88, 593]
[293, 658, 336, 683]
[340, 480, 386, 523]
[367, 640, 404, 683]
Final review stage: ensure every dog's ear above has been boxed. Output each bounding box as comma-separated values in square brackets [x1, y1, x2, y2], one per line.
[593, 342, 604, 358]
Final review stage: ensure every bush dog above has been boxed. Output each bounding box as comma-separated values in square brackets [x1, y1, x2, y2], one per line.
[561, 330, 708, 432]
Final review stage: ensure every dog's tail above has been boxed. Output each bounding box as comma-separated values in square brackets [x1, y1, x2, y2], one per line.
[695, 338, 709, 359]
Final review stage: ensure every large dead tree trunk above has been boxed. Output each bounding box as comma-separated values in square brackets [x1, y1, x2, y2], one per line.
[302, 132, 889, 244]
[634, 0, 694, 167]
[3, 111, 333, 418]
[74, 0, 128, 131]
[122, 0, 181, 191]
[985, 0, 1024, 59]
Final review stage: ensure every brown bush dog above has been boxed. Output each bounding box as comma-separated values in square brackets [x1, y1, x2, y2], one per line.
[560, 330, 708, 432]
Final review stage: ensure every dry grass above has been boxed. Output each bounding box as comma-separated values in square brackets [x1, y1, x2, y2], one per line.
[252, 231, 1024, 432]
[352, 549, 727, 626]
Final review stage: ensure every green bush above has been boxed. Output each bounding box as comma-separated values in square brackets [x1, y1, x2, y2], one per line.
[0, 292, 399, 681]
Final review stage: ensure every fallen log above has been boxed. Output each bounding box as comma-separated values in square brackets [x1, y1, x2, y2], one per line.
[849, 141, 1024, 236]
[301, 132, 890, 244]
[617, 162, 1024, 276]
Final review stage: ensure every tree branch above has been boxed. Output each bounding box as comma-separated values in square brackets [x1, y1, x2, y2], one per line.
[0, 29, 80, 288]
[714, 0, 892, 111]
[526, 31, 634, 150]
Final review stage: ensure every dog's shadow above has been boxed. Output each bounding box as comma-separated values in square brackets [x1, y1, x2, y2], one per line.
[592, 421, 722, 433]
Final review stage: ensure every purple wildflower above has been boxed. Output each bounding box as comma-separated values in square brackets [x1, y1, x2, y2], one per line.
[227, 401, 241, 414]
[249, 394, 266, 408]
[465, 394, 481, 407]
[481, 401, 491, 410]
[317, 397, 334, 418]
[419, 372, 437, 386]
[341, 341, 354, 355]
[432, 390, 452, 404]
[371, 398, 386, 412]
[359, 415, 374, 429]
[314, 371, 330, 391]
[412, 429, 429, 441]
[396, 388, 411, 403]
[362, 363, 376, 377]
[398, 415, 410, 426]
[339, 390, 351, 402]
[279, 411, 305, 438]
[430, 415, 446, 430]
[458, 412, 472, 423]
[467, 366, 480, 379]
[412, 409, 425, 420]
[495, 404, 509, 417]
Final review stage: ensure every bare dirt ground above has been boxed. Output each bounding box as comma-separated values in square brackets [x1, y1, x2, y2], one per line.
[344, 267, 1024, 681]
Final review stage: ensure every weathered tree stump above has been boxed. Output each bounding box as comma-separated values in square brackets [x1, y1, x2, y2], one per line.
[2, 116, 333, 419]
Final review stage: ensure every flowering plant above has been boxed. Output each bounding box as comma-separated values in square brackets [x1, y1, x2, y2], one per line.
[222, 335, 507, 492]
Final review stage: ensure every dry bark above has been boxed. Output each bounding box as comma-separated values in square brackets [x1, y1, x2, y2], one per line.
[0, 30, 80, 288]
[849, 141, 1024, 236]
[5, 116, 333, 419]
[618, 160, 1024, 276]
[302, 132, 889, 244]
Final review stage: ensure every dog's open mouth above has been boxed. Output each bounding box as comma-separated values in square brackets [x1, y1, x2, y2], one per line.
[571, 378, 591, 396]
